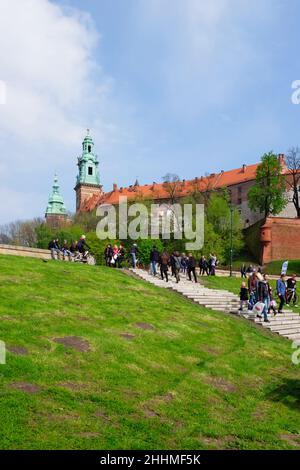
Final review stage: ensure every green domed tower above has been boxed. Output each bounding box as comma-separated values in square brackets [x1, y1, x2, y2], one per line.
[74, 129, 103, 211]
[45, 175, 67, 227]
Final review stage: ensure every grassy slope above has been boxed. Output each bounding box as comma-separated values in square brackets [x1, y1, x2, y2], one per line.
[265, 260, 300, 276]
[0, 255, 300, 450]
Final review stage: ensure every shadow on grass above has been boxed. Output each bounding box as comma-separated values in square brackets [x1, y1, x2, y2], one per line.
[266, 379, 300, 410]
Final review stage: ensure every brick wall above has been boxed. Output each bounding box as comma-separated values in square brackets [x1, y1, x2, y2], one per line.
[261, 218, 300, 264]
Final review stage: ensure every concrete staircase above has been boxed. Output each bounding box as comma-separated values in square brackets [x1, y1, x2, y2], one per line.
[254, 314, 300, 341]
[131, 268, 241, 313]
[130, 268, 300, 342]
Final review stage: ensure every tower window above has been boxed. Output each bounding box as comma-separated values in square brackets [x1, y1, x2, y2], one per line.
[88, 145, 91, 153]
[88, 166, 93, 175]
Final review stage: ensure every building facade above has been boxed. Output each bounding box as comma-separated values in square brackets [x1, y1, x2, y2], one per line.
[73, 132, 300, 263]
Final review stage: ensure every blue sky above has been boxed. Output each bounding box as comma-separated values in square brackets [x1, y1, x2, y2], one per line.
[0, 0, 300, 224]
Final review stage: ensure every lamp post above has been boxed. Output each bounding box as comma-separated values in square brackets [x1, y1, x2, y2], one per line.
[229, 206, 234, 277]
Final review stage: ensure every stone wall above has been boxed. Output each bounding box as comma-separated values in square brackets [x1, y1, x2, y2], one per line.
[260, 217, 300, 264]
[0, 244, 52, 260]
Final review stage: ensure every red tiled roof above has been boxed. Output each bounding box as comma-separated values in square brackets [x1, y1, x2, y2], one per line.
[79, 160, 291, 212]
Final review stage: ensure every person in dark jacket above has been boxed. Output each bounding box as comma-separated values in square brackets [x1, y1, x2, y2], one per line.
[286, 274, 298, 307]
[276, 274, 286, 313]
[69, 240, 78, 260]
[239, 282, 249, 312]
[160, 252, 170, 282]
[130, 243, 139, 268]
[117, 244, 125, 268]
[170, 252, 176, 277]
[62, 239, 72, 261]
[180, 253, 188, 274]
[199, 255, 209, 276]
[76, 235, 90, 259]
[150, 246, 160, 276]
[240, 264, 247, 278]
[104, 244, 113, 266]
[187, 253, 197, 283]
[173, 251, 181, 283]
[48, 239, 61, 260]
[257, 273, 270, 322]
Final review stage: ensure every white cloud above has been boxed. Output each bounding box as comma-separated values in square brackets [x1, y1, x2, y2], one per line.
[0, 0, 123, 223]
[0, 0, 103, 145]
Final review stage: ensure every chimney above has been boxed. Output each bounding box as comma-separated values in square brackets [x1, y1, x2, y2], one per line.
[113, 183, 118, 192]
[242, 164, 246, 173]
[278, 153, 286, 166]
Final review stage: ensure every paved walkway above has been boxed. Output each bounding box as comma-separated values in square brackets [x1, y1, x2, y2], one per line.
[130, 268, 300, 342]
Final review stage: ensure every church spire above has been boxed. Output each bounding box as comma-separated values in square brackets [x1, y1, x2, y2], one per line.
[45, 174, 67, 216]
[74, 130, 102, 212]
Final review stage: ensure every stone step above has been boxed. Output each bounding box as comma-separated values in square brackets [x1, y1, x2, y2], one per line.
[283, 332, 300, 340]
[130, 268, 299, 343]
[184, 295, 239, 301]
[263, 319, 300, 326]
[269, 326, 300, 335]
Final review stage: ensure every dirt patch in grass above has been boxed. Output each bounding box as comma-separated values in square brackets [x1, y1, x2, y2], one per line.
[120, 333, 135, 341]
[57, 382, 87, 391]
[77, 316, 90, 322]
[280, 433, 300, 448]
[9, 382, 41, 394]
[0, 316, 16, 321]
[143, 408, 160, 418]
[135, 322, 155, 330]
[7, 345, 28, 355]
[94, 409, 111, 421]
[194, 321, 210, 328]
[79, 432, 100, 438]
[94, 409, 120, 428]
[201, 345, 221, 356]
[206, 376, 237, 393]
[200, 435, 236, 449]
[53, 336, 90, 352]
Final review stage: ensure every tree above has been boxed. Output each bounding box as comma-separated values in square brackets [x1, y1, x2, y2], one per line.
[247, 151, 287, 218]
[286, 147, 300, 217]
[162, 173, 181, 204]
[206, 192, 244, 263]
[0, 218, 43, 247]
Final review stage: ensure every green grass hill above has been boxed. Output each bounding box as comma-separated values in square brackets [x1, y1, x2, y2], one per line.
[0, 255, 300, 450]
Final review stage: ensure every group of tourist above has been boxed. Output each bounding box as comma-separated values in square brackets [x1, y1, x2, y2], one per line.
[239, 271, 297, 322]
[104, 243, 126, 268]
[48, 235, 89, 261]
[103, 243, 218, 283]
[149, 247, 218, 284]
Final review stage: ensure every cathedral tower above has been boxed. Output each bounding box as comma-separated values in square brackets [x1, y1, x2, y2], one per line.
[74, 130, 102, 212]
[45, 175, 67, 228]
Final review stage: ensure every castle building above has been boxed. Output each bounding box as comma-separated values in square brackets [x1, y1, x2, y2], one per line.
[73, 131, 300, 264]
[74, 129, 102, 211]
[45, 175, 67, 228]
